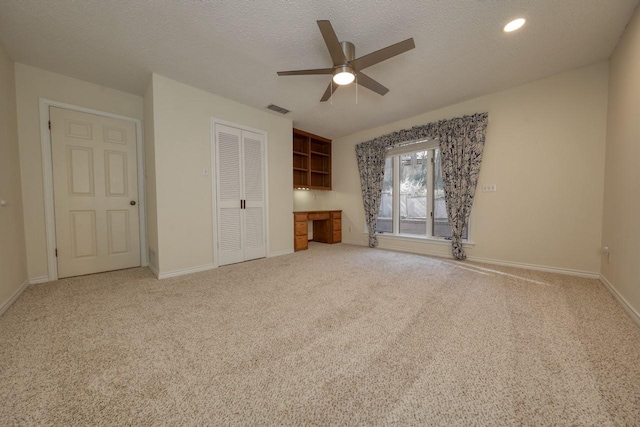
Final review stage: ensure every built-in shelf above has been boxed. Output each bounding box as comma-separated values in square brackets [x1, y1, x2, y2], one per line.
[293, 128, 332, 190]
[310, 151, 329, 157]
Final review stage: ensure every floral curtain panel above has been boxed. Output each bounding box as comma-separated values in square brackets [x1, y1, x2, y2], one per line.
[355, 113, 488, 258]
[355, 142, 387, 247]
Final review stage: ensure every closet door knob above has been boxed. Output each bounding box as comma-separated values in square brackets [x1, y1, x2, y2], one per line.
[130, 201, 137, 206]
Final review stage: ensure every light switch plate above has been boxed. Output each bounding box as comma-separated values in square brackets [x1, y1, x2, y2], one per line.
[482, 184, 497, 192]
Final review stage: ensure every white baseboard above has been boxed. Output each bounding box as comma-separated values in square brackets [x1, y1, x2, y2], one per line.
[29, 276, 50, 285]
[157, 263, 216, 280]
[600, 275, 640, 328]
[347, 239, 599, 279]
[0, 278, 30, 316]
[268, 249, 294, 258]
[465, 256, 600, 279]
[148, 263, 159, 278]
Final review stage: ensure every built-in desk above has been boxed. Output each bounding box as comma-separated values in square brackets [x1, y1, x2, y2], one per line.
[293, 210, 342, 251]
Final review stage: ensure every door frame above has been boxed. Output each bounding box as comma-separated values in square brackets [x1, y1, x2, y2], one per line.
[210, 117, 270, 268]
[39, 98, 148, 281]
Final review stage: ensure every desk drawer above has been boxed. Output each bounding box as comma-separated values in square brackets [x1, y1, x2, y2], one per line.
[295, 235, 308, 251]
[294, 213, 308, 222]
[332, 219, 341, 231]
[331, 211, 341, 219]
[332, 230, 342, 243]
[308, 212, 330, 221]
[294, 221, 307, 236]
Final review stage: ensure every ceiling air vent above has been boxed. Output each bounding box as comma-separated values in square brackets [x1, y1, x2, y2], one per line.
[266, 104, 290, 115]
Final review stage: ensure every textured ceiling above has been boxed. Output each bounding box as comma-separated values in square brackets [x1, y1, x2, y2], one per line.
[0, 0, 638, 138]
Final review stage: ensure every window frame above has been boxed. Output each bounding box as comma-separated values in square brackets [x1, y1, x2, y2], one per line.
[377, 139, 472, 243]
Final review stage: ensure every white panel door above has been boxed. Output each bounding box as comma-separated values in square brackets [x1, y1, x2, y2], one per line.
[51, 107, 140, 278]
[215, 124, 244, 266]
[214, 123, 266, 266]
[242, 130, 266, 261]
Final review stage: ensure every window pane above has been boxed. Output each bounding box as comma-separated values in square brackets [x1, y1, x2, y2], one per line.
[433, 149, 468, 239]
[399, 151, 427, 236]
[376, 157, 393, 233]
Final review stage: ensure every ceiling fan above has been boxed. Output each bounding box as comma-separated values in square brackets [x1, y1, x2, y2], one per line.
[277, 20, 415, 102]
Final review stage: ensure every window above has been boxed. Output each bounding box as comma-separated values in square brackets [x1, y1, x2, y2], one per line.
[376, 141, 469, 240]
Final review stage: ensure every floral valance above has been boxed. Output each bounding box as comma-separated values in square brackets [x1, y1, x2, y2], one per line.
[355, 113, 488, 152]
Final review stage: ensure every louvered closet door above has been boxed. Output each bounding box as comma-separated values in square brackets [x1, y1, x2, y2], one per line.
[242, 130, 266, 261]
[215, 124, 244, 266]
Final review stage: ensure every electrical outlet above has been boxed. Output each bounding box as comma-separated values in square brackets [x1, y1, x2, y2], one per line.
[482, 184, 497, 192]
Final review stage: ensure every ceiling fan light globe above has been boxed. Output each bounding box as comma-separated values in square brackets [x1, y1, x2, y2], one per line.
[332, 65, 355, 85]
[333, 71, 355, 85]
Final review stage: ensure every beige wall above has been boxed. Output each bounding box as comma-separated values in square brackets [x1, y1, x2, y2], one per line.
[602, 6, 640, 317]
[0, 43, 28, 311]
[14, 64, 144, 280]
[293, 189, 325, 211]
[150, 74, 293, 275]
[327, 62, 609, 275]
[143, 79, 159, 271]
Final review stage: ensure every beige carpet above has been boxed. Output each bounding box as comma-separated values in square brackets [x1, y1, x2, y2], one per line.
[1, 243, 639, 426]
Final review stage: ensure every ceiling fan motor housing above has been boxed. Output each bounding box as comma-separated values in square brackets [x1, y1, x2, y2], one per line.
[332, 42, 356, 85]
[340, 41, 355, 62]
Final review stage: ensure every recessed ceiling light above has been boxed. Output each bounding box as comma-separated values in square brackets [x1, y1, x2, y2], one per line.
[503, 18, 526, 33]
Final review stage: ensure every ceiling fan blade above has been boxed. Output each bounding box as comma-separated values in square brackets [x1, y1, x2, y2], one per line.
[356, 72, 389, 96]
[317, 20, 348, 66]
[277, 68, 334, 76]
[350, 38, 415, 71]
[320, 81, 339, 102]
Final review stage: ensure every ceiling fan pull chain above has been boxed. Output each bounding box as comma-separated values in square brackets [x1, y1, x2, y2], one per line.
[330, 79, 333, 105]
[356, 74, 358, 105]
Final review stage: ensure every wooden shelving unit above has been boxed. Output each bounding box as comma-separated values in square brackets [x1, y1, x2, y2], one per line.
[293, 128, 332, 190]
[293, 131, 309, 188]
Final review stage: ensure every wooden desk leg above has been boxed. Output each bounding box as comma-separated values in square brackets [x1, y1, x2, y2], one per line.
[294, 214, 309, 251]
[331, 212, 341, 243]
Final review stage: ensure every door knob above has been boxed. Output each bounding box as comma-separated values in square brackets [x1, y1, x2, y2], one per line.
[130, 201, 137, 206]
